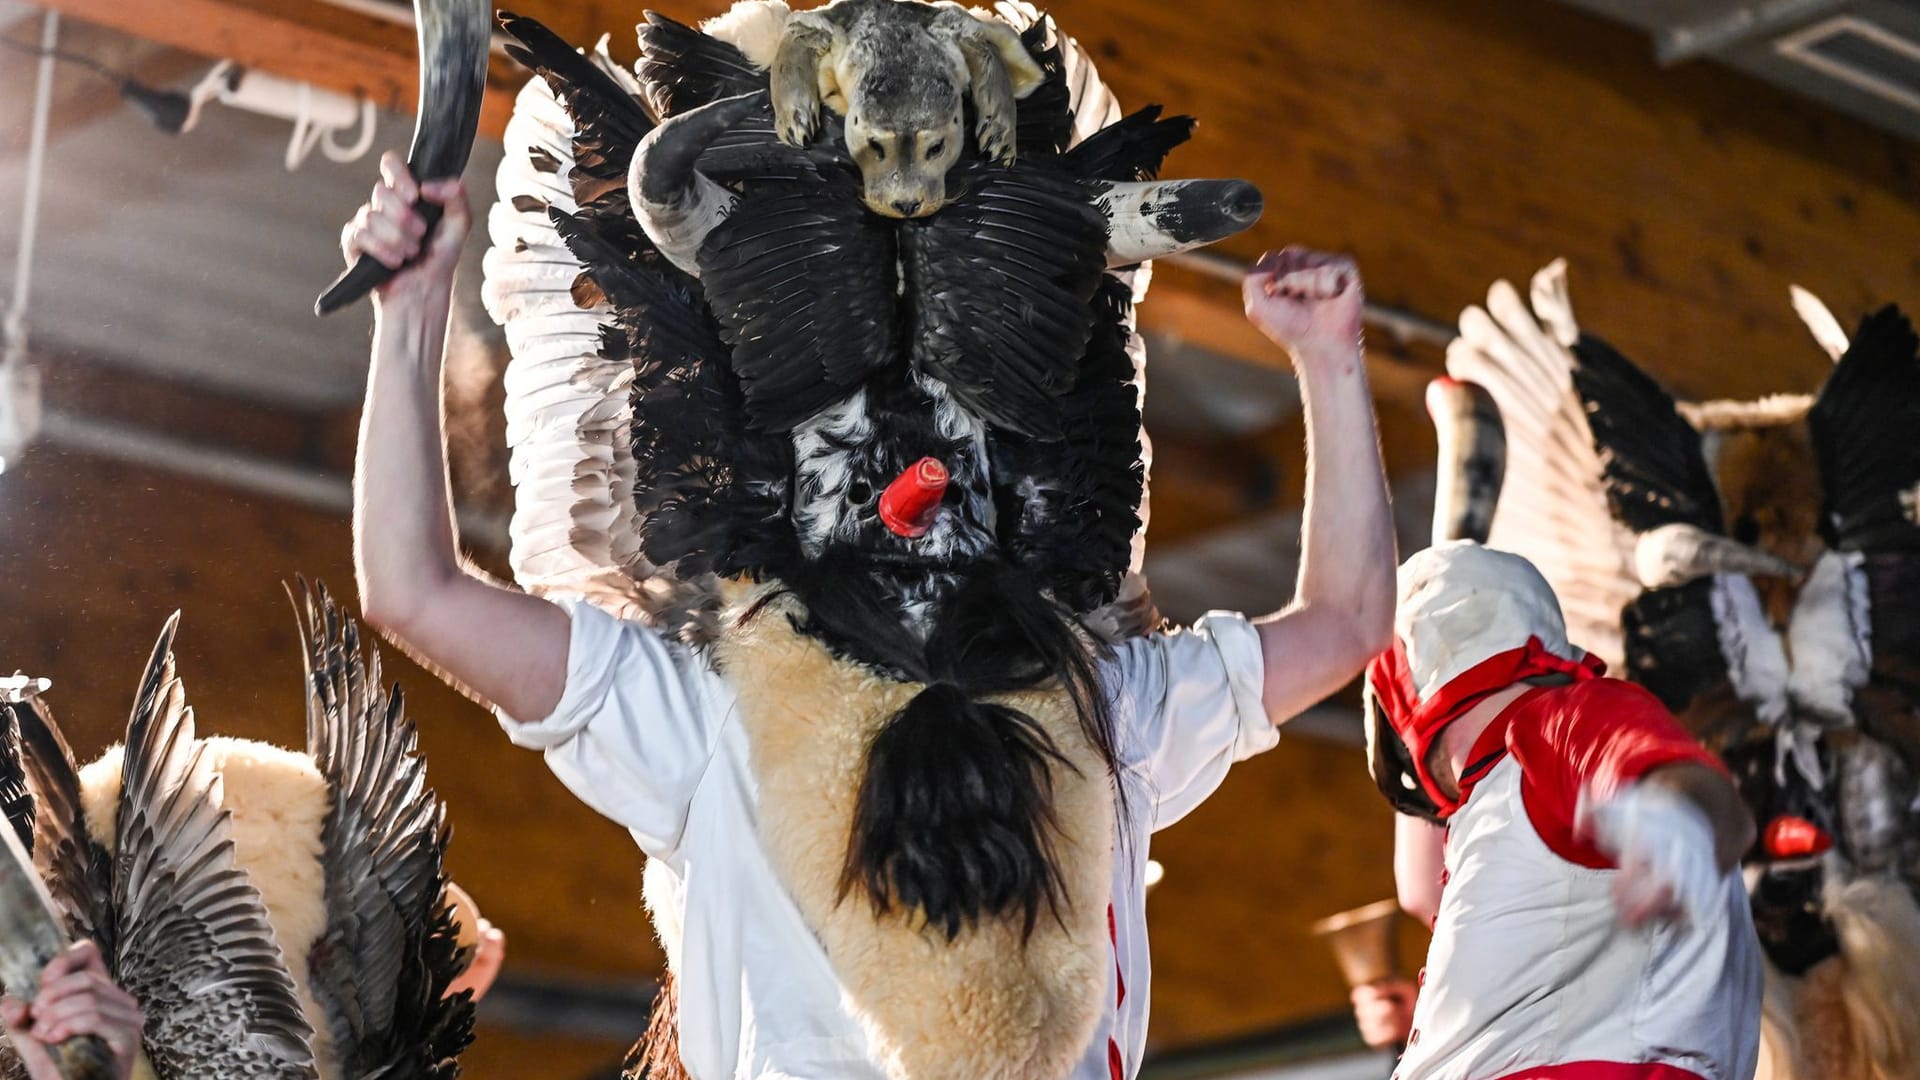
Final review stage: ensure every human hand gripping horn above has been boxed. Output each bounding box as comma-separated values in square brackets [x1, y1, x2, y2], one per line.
[314, 0, 490, 315]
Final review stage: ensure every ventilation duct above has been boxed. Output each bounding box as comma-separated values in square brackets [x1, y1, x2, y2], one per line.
[1555, 0, 1920, 140]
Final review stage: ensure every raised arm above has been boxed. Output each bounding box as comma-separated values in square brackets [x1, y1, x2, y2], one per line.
[1392, 812, 1446, 926]
[1240, 248, 1397, 725]
[348, 153, 570, 721]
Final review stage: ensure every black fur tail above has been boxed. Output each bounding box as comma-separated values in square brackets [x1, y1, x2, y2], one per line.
[841, 684, 1074, 940]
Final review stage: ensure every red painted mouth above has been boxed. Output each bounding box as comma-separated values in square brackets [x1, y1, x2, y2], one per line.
[879, 457, 949, 538]
[1762, 814, 1832, 860]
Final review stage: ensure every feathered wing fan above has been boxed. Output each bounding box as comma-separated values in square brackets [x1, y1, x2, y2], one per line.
[698, 176, 900, 431]
[1809, 307, 1920, 764]
[111, 616, 318, 1080]
[1444, 261, 1641, 668]
[0, 698, 32, 855]
[7, 692, 111, 952]
[293, 583, 473, 1080]
[902, 162, 1106, 439]
[483, 21, 674, 625]
[636, 11, 768, 120]
[1564, 333, 1766, 733]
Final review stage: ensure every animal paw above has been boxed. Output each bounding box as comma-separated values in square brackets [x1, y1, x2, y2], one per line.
[777, 106, 817, 147]
[978, 120, 1016, 165]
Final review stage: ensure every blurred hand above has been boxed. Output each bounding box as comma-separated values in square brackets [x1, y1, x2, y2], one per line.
[1243, 247, 1365, 365]
[1581, 781, 1722, 930]
[1, 941, 144, 1080]
[1350, 977, 1417, 1050]
[446, 920, 507, 1002]
[339, 151, 471, 304]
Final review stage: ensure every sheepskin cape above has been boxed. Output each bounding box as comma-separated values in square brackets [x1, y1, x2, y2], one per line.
[709, 589, 1116, 1080]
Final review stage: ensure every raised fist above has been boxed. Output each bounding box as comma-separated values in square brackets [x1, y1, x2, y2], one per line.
[1243, 247, 1365, 362]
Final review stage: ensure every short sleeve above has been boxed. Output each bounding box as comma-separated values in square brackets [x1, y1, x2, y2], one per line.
[495, 598, 730, 860]
[1107, 610, 1275, 831]
[1508, 678, 1726, 866]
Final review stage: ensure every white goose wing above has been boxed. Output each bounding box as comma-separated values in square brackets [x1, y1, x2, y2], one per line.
[481, 59, 662, 624]
[112, 616, 317, 1080]
[1444, 260, 1640, 668]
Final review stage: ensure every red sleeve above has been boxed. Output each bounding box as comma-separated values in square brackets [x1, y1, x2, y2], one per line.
[1506, 679, 1726, 867]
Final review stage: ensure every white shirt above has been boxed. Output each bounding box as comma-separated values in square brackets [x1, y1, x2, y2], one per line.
[498, 599, 1276, 1080]
[1395, 759, 1761, 1080]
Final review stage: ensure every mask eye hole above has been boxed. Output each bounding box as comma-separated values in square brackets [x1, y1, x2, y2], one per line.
[924, 139, 945, 159]
[867, 138, 886, 162]
[846, 480, 873, 505]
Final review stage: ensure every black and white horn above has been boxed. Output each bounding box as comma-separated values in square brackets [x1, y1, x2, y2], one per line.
[1633, 523, 1802, 589]
[1426, 376, 1506, 546]
[1096, 179, 1263, 268]
[629, 92, 762, 277]
[315, 0, 490, 315]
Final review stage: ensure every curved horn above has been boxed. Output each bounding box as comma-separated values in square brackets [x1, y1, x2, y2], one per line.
[629, 92, 761, 277]
[1426, 376, 1506, 546]
[1633, 523, 1801, 589]
[1098, 179, 1263, 268]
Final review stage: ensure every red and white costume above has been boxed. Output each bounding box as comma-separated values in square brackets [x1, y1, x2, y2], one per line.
[1369, 543, 1762, 1080]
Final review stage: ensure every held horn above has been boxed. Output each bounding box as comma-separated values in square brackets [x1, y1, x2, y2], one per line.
[1096, 179, 1263, 268]
[629, 92, 762, 277]
[315, 0, 491, 315]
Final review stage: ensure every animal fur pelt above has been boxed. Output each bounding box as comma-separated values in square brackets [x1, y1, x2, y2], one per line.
[1756, 874, 1920, 1080]
[719, 586, 1113, 1080]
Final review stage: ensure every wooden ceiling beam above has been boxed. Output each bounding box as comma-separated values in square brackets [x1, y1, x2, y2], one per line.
[32, 0, 523, 137]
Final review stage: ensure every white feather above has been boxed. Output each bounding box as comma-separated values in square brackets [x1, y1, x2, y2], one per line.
[699, 0, 792, 69]
[1789, 284, 1850, 363]
[1444, 260, 1639, 668]
[1787, 550, 1872, 722]
[1711, 574, 1792, 724]
[482, 75, 654, 621]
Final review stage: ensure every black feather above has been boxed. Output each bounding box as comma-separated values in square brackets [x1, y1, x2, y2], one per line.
[1012, 17, 1073, 159]
[1061, 105, 1194, 182]
[1809, 304, 1920, 553]
[992, 275, 1143, 611]
[636, 11, 769, 121]
[0, 702, 32, 855]
[9, 695, 110, 950]
[294, 581, 474, 1077]
[903, 161, 1107, 438]
[698, 175, 900, 431]
[1570, 334, 1722, 533]
[1621, 580, 1742, 744]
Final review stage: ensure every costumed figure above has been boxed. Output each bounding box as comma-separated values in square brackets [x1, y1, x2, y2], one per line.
[1431, 261, 1920, 1080]
[0, 585, 476, 1079]
[1362, 541, 1763, 1080]
[338, 0, 1397, 1077]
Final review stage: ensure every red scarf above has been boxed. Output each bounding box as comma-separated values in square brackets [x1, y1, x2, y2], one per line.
[1366, 636, 1605, 816]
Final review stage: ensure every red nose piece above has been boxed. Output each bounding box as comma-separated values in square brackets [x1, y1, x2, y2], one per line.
[1763, 814, 1832, 860]
[879, 457, 948, 538]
